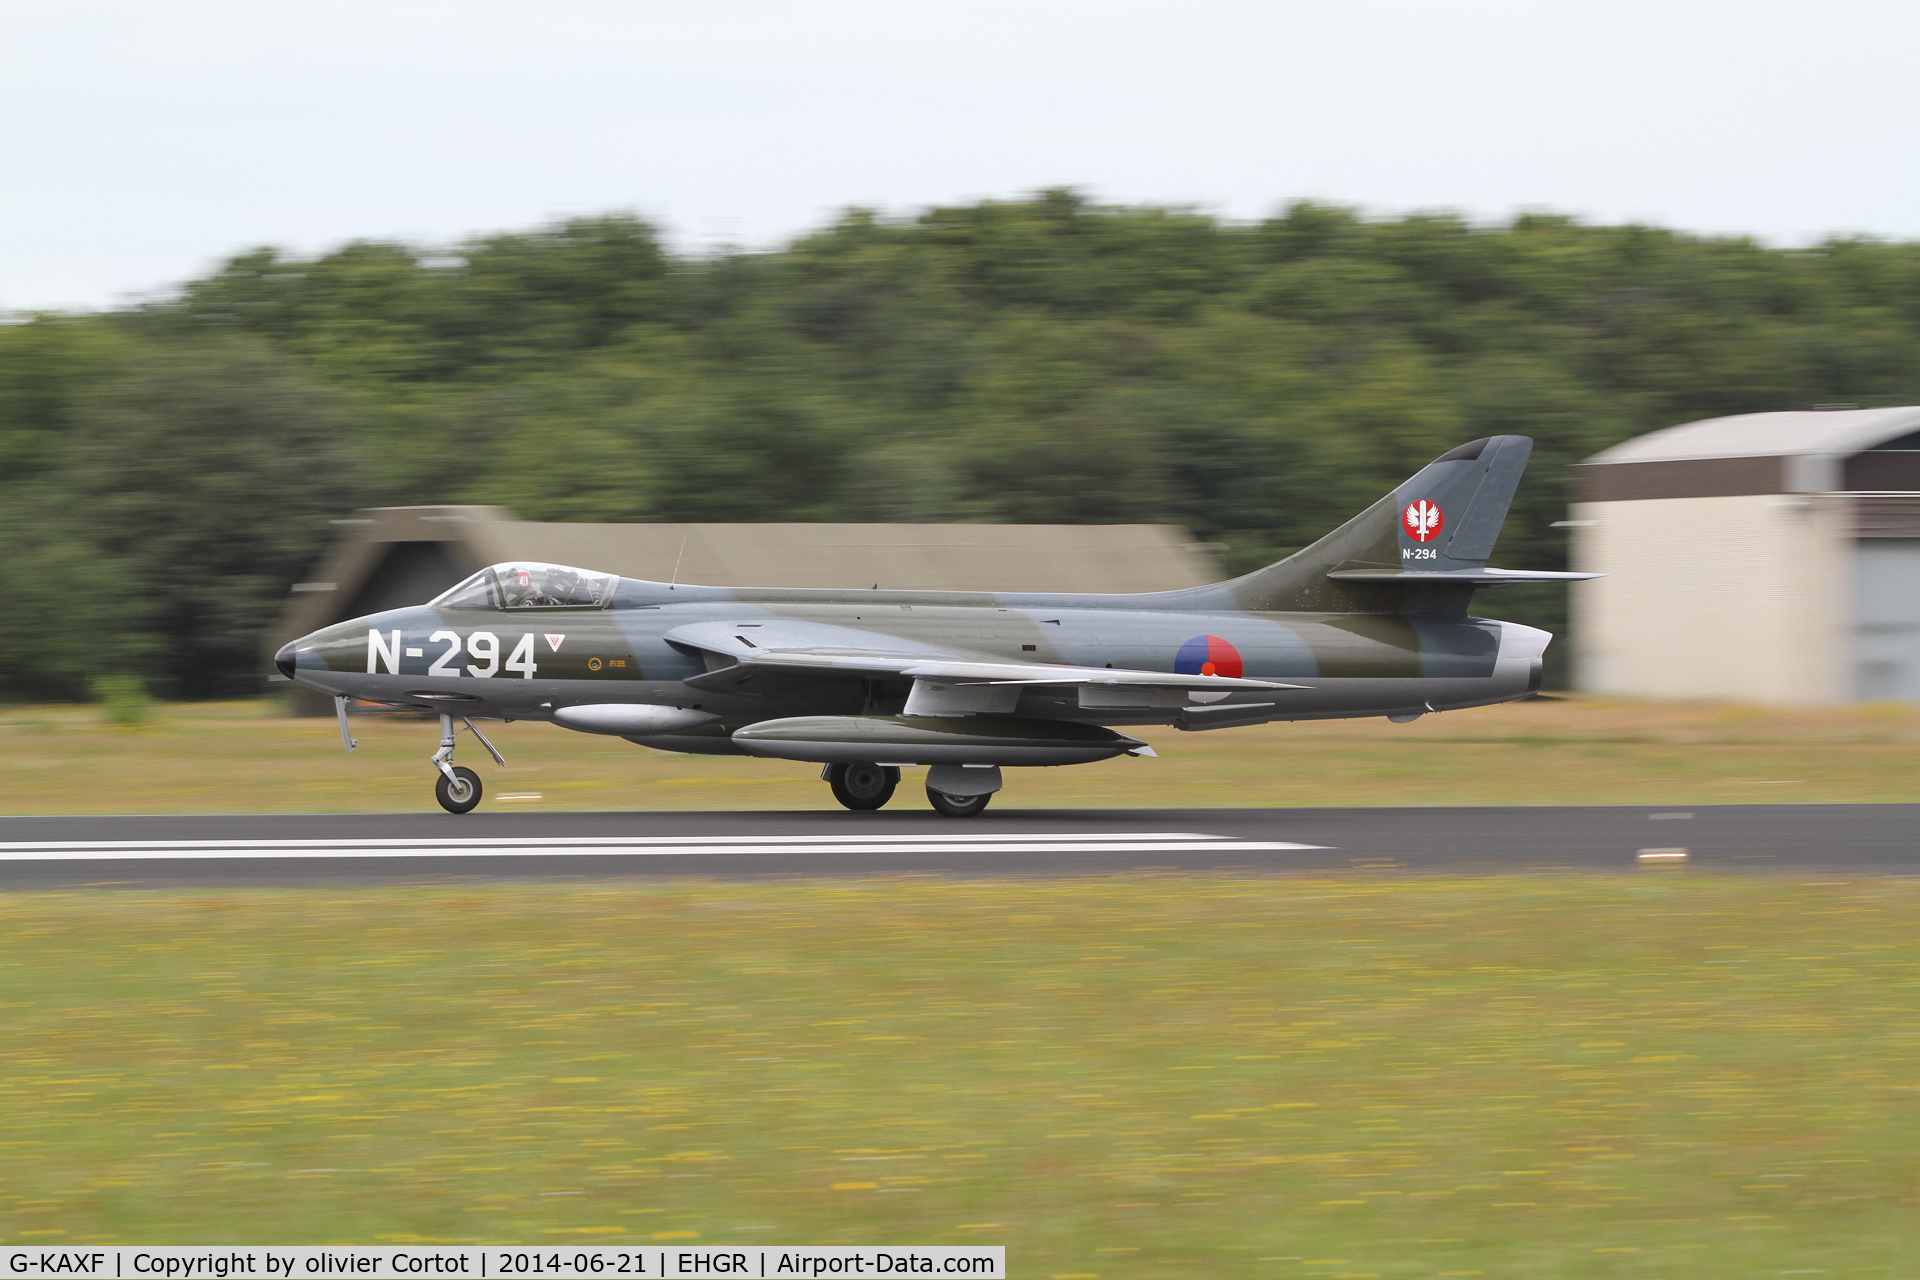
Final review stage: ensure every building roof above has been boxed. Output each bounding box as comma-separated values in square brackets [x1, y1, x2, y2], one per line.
[1578, 406, 1920, 500]
[1589, 407, 1920, 464]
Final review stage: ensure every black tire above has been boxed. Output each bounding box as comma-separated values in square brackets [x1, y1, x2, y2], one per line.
[827, 763, 898, 811]
[927, 786, 991, 817]
[436, 765, 483, 814]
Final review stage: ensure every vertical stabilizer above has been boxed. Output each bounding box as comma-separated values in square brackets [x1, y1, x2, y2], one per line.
[1221, 436, 1535, 612]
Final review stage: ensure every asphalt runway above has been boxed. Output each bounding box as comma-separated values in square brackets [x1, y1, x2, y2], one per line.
[0, 804, 1915, 887]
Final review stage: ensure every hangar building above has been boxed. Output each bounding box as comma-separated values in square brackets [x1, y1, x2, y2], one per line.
[1571, 405, 1920, 703]
[271, 507, 1220, 710]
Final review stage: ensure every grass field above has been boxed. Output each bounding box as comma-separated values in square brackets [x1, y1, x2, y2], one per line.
[5, 695, 1920, 813]
[1, 876, 1915, 1275]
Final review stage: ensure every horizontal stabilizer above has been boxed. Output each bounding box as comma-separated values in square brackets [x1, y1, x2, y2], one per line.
[1326, 568, 1603, 588]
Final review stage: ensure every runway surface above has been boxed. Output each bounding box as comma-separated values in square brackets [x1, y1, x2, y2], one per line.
[0, 804, 1915, 887]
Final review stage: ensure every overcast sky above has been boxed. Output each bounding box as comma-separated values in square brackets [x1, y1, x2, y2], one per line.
[4, 0, 1916, 313]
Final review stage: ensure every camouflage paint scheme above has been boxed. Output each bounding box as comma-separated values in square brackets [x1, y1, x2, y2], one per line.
[278, 438, 1593, 801]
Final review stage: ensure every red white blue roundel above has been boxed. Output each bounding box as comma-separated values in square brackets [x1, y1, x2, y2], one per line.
[1403, 498, 1444, 542]
[1175, 635, 1243, 678]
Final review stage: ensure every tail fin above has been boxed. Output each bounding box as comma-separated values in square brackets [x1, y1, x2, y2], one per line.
[1222, 435, 1581, 613]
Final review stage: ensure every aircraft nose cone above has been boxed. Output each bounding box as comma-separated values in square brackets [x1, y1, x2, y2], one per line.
[274, 641, 298, 681]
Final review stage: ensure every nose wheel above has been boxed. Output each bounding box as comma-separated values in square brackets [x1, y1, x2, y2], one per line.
[430, 712, 504, 814]
[436, 766, 483, 814]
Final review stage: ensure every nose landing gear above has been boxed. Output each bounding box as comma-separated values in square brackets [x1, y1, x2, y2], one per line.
[436, 765, 484, 814]
[431, 713, 505, 814]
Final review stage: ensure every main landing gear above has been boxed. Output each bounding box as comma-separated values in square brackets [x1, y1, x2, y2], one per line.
[432, 712, 505, 814]
[926, 787, 991, 818]
[825, 763, 899, 811]
[822, 763, 996, 817]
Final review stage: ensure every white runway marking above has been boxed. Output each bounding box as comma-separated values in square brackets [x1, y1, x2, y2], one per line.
[0, 832, 1326, 861]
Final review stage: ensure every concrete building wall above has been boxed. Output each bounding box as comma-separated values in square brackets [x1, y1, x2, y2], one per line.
[1571, 494, 1853, 704]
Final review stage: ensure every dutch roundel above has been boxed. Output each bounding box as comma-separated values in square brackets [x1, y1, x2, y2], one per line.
[1403, 499, 1444, 542]
[1175, 635, 1243, 678]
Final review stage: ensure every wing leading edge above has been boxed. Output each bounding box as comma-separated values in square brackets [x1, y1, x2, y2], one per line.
[662, 621, 1300, 695]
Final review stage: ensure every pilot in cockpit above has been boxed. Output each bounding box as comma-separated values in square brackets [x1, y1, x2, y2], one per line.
[543, 566, 589, 605]
[501, 565, 595, 608]
[501, 567, 541, 608]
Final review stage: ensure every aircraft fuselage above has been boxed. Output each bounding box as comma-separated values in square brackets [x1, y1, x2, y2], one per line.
[283, 586, 1547, 753]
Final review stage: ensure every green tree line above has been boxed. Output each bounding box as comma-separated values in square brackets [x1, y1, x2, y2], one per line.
[6, 191, 1920, 698]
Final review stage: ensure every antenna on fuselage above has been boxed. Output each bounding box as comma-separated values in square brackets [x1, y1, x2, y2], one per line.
[668, 535, 688, 591]
[334, 695, 357, 753]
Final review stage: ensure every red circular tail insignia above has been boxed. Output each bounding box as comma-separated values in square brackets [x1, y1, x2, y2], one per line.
[1403, 499, 1444, 543]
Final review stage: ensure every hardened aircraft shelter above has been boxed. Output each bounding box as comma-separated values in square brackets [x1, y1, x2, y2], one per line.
[1571, 405, 1920, 703]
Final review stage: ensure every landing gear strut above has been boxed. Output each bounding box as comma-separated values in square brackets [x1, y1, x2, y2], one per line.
[431, 712, 504, 814]
[825, 763, 899, 811]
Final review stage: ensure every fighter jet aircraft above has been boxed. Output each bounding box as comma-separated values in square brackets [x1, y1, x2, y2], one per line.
[277, 435, 1594, 815]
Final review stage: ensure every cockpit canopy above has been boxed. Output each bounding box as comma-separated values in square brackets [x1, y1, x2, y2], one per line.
[431, 562, 615, 610]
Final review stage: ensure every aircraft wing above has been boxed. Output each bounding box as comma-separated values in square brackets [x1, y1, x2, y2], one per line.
[663, 621, 1298, 694]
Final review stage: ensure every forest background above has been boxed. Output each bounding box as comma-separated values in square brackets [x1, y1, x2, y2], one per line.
[6, 190, 1920, 700]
